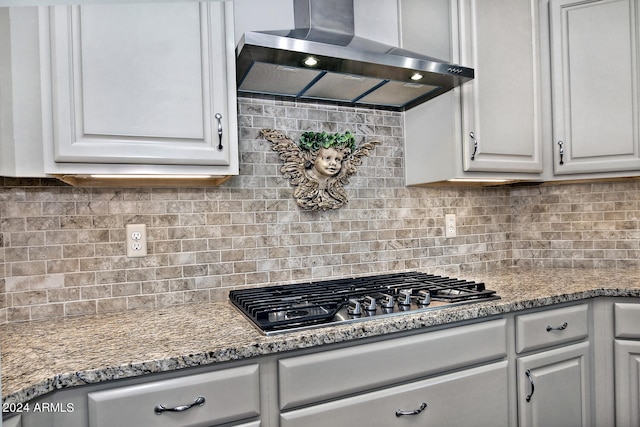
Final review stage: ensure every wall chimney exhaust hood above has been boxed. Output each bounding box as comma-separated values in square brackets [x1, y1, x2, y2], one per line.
[236, 0, 473, 111]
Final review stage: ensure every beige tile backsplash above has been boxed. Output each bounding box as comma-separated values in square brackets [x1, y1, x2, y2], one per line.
[511, 180, 640, 268]
[0, 96, 638, 323]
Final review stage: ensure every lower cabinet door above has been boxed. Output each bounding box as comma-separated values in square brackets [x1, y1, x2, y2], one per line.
[517, 342, 591, 427]
[3, 414, 21, 427]
[614, 340, 640, 427]
[279, 361, 509, 427]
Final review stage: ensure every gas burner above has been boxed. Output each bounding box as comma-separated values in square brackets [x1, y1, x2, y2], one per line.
[229, 272, 499, 335]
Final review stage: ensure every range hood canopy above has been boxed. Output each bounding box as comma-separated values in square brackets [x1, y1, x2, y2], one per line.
[236, 0, 473, 111]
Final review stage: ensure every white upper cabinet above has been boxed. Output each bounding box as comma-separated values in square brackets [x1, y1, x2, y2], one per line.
[459, 0, 543, 174]
[547, 0, 640, 176]
[0, 8, 46, 178]
[402, 0, 544, 185]
[0, 1, 238, 182]
[45, 1, 238, 174]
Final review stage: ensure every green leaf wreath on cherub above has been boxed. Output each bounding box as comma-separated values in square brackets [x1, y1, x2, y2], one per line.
[261, 128, 379, 210]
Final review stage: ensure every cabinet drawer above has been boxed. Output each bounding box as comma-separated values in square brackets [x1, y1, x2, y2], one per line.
[88, 364, 260, 427]
[279, 319, 507, 410]
[280, 361, 509, 427]
[614, 303, 640, 338]
[515, 304, 588, 353]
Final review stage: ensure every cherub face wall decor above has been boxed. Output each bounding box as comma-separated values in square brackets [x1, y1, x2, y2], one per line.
[309, 147, 344, 180]
[261, 129, 380, 211]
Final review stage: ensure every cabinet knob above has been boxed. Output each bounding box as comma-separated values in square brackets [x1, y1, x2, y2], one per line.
[470, 132, 478, 161]
[215, 113, 223, 150]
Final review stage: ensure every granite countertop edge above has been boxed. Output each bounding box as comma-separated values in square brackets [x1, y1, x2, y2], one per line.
[3, 267, 640, 406]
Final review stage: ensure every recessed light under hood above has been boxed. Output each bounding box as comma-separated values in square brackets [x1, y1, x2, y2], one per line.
[236, 0, 473, 111]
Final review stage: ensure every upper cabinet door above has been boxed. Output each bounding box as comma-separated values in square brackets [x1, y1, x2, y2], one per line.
[459, 0, 544, 173]
[46, 2, 235, 168]
[550, 0, 640, 175]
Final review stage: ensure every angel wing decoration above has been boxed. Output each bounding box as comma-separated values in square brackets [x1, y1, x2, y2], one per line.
[261, 129, 380, 211]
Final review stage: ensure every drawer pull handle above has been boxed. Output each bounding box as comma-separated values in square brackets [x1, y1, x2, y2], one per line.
[525, 369, 535, 402]
[154, 396, 205, 415]
[215, 113, 223, 150]
[396, 402, 427, 417]
[546, 322, 568, 332]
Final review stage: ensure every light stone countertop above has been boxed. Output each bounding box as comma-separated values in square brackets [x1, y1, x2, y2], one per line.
[3, 267, 640, 405]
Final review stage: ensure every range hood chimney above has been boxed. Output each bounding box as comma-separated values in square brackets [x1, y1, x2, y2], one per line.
[236, 0, 473, 111]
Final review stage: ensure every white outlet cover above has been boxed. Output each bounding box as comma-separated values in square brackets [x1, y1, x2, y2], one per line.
[445, 214, 457, 238]
[125, 224, 147, 257]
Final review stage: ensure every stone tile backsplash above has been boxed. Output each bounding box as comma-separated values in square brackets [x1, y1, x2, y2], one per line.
[510, 180, 640, 268]
[0, 96, 638, 323]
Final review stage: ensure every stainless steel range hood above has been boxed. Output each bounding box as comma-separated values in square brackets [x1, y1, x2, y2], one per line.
[236, 0, 473, 111]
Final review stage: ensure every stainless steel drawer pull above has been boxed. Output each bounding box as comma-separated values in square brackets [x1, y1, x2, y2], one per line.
[154, 396, 205, 415]
[396, 402, 427, 417]
[215, 113, 223, 149]
[546, 322, 568, 332]
[470, 132, 478, 161]
[525, 369, 535, 402]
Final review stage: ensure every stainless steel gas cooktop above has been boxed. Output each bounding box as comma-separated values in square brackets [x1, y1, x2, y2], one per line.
[229, 272, 499, 335]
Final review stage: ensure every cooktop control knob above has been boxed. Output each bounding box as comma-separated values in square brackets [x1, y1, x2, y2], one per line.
[399, 290, 412, 306]
[418, 290, 431, 306]
[364, 296, 377, 312]
[348, 300, 362, 316]
[382, 294, 394, 308]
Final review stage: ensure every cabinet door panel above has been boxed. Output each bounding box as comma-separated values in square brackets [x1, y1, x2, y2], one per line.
[614, 340, 640, 426]
[550, 0, 640, 174]
[517, 342, 591, 427]
[280, 361, 509, 427]
[459, 0, 543, 173]
[614, 303, 640, 338]
[79, 4, 204, 139]
[3, 414, 21, 427]
[48, 2, 231, 166]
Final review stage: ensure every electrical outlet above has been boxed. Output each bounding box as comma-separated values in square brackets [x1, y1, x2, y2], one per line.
[445, 214, 457, 238]
[126, 224, 147, 257]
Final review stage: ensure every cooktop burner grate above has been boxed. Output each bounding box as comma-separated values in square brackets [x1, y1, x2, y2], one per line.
[229, 271, 499, 335]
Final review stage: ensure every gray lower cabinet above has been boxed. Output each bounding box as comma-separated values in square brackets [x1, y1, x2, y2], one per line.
[614, 340, 640, 426]
[517, 342, 591, 427]
[278, 319, 510, 426]
[12, 301, 628, 427]
[3, 415, 20, 427]
[87, 365, 260, 427]
[614, 303, 640, 426]
[515, 304, 592, 427]
[15, 364, 261, 427]
[280, 361, 509, 427]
